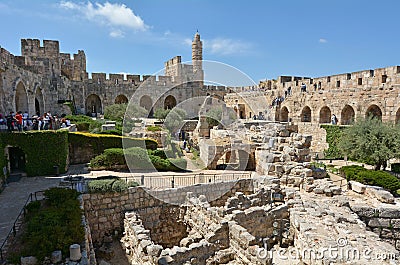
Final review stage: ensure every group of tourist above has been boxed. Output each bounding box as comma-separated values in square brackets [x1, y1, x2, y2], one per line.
[0, 111, 71, 132]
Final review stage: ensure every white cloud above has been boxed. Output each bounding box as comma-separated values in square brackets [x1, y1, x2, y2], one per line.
[110, 29, 125, 38]
[206, 38, 251, 56]
[59, 1, 149, 36]
[319, 38, 328, 43]
[183, 38, 192, 46]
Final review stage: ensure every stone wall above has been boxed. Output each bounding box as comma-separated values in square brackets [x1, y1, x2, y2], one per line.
[0, 34, 213, 117]
[82, 179, 253, 244]
[350, 203, 400, 250]
[119, 183, 288, 265]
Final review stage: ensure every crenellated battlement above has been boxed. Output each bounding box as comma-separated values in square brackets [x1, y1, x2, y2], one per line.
[21, 39, 60, 58]
[88, 73, 182, 86]
[259, 65, 400, 92]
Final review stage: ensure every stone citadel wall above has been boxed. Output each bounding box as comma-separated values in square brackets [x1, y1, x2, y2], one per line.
[224, 65, 400, 152]
[0, 34, 218, 117]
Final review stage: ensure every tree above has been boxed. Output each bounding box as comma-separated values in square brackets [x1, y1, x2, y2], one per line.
[338, 117, 400, 170]
[105, 103, 147, 121]
[205, 105, 237, 127]
[206, 106, 222, 127]
[154, 108, 170, 122]
[164, 108, 187, 133]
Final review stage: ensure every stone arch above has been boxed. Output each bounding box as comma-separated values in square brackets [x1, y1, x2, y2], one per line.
[365, 104, 382, 121]
[341, 105, 355, 125]
[280, 106, 289, 122]
[86, 94, 102, 115]
[114, 94, 128, 104]
[164, 95, 177, 110]
[396, 108, 400, 125]
[140, 95, 153, 117]
[301, 106, 312, 122]
[34, 87, 45, 116]
[15, 81, 29, 112]
[319, 106, 331, 124]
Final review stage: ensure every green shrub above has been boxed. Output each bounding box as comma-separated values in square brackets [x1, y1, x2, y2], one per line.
[66, 115, 103, 132]
[128, 180, 139, 187]
[147, 126, 162, 132]
[341, 165, 400, 195]
[97, 129, 122, 136]
[89, 148, 126, 169]
[0, 130, 68, 178]
[321, 124, 345, 159]
[148, 149, 168, 159]
[89, 146, 186, 171]
[391, 163, 400, 173]
[149, 155, 171, 171]
[44, 187, 80, 206]
[12, 188, 84, 262]
[168, 158, 187, 171]
[88, 178, 133, 193]
[25, 201, 41, 215]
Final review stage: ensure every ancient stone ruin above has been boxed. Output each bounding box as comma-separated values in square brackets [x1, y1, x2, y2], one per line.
[81, 122, 399, 264]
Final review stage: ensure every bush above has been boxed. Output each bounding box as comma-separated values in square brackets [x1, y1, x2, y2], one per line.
[148, 149, 168, 159]
[89, 147, 186, 171]
[341, 165, 400, 195]
[87, 178, 138, 193]
[0, 131, 68, 178]
[66, 115, 103, 132]
[321, 124, 345, 159]
[69, 132, 157, 164]
[97, 129, 122, 136]
[44, 187, 80, 206]
[147, 126, 162, 132]
[13, 188, 84, 262]
[89, 148, 126, 169]
[168, 158, 187, 171]
[391, 163, 400, 173]
[149, 155, 170, 171]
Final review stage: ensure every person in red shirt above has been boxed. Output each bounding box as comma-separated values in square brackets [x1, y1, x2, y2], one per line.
[15, 111, 23, 132]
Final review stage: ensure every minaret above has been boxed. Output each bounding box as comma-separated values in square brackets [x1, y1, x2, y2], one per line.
[192, 31, 204, 83]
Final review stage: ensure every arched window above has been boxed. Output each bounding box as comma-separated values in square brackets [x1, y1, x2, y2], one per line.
[301, 106, 312, 122]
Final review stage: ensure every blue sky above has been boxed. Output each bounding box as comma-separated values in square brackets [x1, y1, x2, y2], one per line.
[1, 0, 400, 84]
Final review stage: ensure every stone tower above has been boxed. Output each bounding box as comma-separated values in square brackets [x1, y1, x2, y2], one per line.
[192, 31, 204, 83]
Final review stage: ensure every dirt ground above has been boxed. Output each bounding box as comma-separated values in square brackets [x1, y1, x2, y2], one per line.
[97, 240, 129, 265]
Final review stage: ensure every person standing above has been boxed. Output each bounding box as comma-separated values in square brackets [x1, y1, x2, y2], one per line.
[331, 114, 338, 125]
[22, 111, 29, 130]
[6, 112, 14, 132]
[15, 111, 23, 131]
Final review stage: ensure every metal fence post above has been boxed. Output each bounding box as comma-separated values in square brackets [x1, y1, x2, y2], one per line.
[171, 176, 175, 188]
[141, 175, 145, 186]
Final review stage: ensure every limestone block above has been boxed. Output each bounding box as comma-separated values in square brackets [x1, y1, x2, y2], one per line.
[331, 186, 342, 195]
[391, 219, 400, 229]
[147, 244, 163, 256]
[304, 184, 315, 192]
[324, 188, 333, 197]
[313, 187, 324, 194]
[367, 187, 395, 204]
[21, 256, 37, 265]
[349, 204, 377, 218]
[51, 250, 62, 263]
[378, 205, 400, 218]
[349, 181, 366, 194]
[140, 239, 152, 251]
[368, 218, 390, 228]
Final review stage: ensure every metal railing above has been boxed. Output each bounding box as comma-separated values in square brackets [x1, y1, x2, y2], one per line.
[0, 190, 44, 262]
[119, 172, 253, 189]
